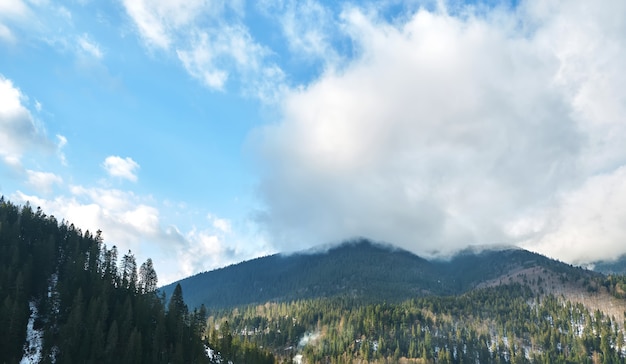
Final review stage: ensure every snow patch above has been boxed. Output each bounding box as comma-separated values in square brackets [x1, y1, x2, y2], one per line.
[20, 301, 43, 364]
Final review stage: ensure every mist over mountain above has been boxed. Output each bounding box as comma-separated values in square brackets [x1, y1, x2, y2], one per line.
[592, 255, 626, 275]
[161, 239, 598, 309]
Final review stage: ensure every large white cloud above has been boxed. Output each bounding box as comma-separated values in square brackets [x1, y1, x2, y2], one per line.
[253, 0, 626, 263]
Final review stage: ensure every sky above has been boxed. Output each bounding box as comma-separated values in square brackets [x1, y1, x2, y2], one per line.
[1, 0, 626, 285]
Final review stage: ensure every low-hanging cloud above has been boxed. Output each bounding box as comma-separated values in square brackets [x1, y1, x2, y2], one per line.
[253, 0, 626, 263]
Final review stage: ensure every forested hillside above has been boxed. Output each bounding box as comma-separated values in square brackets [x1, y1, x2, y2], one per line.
[162, 240, 599, 309]
[5, 197, 626, 364]
[207, 284, 626, 363]
[0, 198, 212, 363]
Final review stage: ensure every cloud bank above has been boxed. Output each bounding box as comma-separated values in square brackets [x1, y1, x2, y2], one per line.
[254, 0, 626, 264]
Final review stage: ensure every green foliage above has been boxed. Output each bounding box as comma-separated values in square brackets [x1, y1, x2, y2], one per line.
[204, 318, 276, 364]
[206, 284, 626, 363]
[0, 198, 211, 363]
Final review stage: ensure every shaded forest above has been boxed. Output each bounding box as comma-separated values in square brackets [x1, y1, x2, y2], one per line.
[0, 198, 268, 363]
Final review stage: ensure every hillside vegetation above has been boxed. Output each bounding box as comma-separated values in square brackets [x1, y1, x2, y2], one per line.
[206, 284, 626, 363]
[164, 242, 626, 363]
[5, 198, 626, 364]
[0, 198, 212, 363]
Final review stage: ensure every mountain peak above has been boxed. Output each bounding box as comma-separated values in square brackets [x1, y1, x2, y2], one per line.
[161, 240, 599, 309]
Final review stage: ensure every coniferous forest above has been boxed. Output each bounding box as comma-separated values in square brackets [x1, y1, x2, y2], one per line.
[4, 198, 626, 364]
[207, 284, 626, 363]
[0, 198, 212, 363]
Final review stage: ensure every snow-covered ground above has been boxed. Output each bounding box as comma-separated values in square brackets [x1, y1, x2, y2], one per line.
[20, 301, 43, 364]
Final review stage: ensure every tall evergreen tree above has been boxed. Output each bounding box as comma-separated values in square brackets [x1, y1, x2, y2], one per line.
[139, 258, 158, 294]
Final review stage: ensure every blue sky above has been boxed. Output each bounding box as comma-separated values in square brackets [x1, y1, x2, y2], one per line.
[2, 0, 626, 284]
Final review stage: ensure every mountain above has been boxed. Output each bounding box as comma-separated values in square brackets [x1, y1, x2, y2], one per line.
[161, 239, 599, 309]
[172, 240, 626, 363]
[593, 254, 626, 275]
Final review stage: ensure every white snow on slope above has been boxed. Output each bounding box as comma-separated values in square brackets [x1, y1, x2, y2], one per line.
[20, 301, 43, 364]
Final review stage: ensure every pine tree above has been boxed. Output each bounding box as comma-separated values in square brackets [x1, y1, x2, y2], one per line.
[138, 258, 158, 293]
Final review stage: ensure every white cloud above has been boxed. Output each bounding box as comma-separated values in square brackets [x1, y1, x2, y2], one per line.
[521, 166, 626, 264]
[176, 25, 275, 92]
[253, 0, 626, 263]
[121, 0, 284, 96]
[26, 170, 63, 194]
[0, 22, 15, 43]
[208, 213, 231, 233]
[177, 228, 233, 279]
[120, 0, 220, 50]
[0, 0, 70, 45]
[258, 0, 340, 64]
[77, 33, 103, 59]
[0, 74, 56, 165]
[0, 0, 30, 19]
[103, 155, 140, 182]
[176, 31, 229, 90]
[56, 134, 67, 165]
[120, 0, 247, 52]
[11, 186, 264, 284]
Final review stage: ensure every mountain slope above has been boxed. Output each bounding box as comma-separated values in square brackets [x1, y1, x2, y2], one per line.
[593, 254, 626, 275]
[162, 239, 600, 309]
[163, 240, 435, 309]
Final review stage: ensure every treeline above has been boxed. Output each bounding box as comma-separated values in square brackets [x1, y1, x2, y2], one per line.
[0, 198, 211, 363]
[208, 284, 626, 363]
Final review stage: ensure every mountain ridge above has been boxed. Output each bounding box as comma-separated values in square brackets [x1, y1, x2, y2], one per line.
[162, 239, 601, 309]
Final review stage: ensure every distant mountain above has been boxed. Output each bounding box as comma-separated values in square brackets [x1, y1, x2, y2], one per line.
[161, 239, 598, 309]
[592, 254, 626, 275]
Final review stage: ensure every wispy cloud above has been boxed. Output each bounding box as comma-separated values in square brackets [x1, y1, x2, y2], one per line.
[258, 0, 341, 65]
[103, 155, 140, 182]
[77, 33, 103, 59]
[56, 134, 68, 166]
[0, 23, 15, 43]
[121, 0, 284, 98]
[120, 0, 242, 51]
